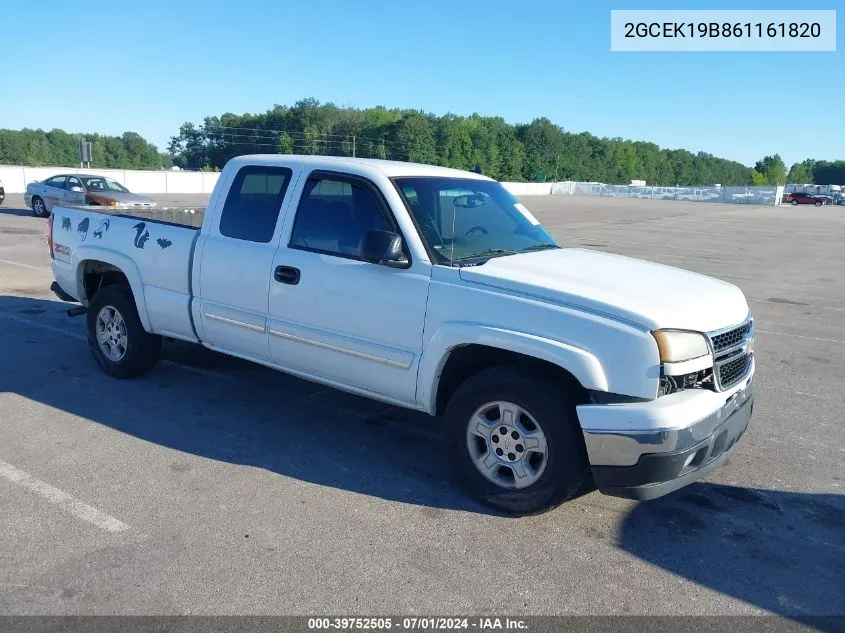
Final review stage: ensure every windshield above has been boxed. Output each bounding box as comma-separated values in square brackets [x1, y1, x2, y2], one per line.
[81, 177, 129, 193]
[393, 177, 559, 266]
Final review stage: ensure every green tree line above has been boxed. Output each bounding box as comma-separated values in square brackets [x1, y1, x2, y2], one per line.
[752, 154, 845, 186]
[167, 99, 843, 185]
[0, 128, 167, 170]
[3, 99, 843, 185]
[167, 98, 757, 185]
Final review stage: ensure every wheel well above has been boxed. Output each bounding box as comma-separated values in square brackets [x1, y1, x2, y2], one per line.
[81, 260, 129, 301]
[435, 344, 589, 415]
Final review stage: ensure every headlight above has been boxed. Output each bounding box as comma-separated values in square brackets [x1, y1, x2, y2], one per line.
[108, 199, 120, 206]
[652, 329, 710, 363]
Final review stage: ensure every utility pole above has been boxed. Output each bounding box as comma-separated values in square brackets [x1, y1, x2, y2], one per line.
[352, 135, 356, 158]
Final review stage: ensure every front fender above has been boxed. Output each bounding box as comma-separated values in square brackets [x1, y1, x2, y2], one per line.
[73, 245, 152, 331]
[418, 322, 609, 414]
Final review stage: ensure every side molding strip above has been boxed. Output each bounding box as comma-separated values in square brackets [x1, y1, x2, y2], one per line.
[269, 328, 411, 370]
[204, 312, 265, 333]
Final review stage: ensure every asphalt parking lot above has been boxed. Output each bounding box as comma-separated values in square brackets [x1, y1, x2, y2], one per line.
[0, 192, 843, 617]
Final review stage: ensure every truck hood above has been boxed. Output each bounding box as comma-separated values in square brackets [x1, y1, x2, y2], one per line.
[458, 248, 750, 332]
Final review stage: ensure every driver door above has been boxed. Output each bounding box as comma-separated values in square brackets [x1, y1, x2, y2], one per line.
[267, 171, 431, 404]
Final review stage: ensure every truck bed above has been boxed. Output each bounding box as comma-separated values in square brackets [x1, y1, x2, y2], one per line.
[50, 204, 202, 342]
[61, 204, 207, 229]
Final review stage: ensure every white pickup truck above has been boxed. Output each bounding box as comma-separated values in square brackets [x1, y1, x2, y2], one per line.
[47, 155, 755, 514]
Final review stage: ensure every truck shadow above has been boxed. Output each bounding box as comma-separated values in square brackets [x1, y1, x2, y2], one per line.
[0, 294, 503, 516]
[618, 482, 845, 622]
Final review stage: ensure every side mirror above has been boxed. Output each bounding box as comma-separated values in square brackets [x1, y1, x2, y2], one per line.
[360, 230, 408, 268]
[70, 186, 84, 193]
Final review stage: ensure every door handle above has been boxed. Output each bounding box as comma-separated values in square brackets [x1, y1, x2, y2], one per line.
[274, 265, 300, 285]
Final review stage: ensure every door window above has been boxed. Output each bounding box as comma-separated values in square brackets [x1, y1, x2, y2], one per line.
[45, 176, 67, 189]
[289, 175, 393, 258]
[218, 166, 293, 243]
[65, 176, 83, 191]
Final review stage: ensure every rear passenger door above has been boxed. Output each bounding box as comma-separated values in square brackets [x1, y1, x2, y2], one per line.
[196, 165, 295, 362]
[42, 176, 67, 210]
[267, 171, 430, 405]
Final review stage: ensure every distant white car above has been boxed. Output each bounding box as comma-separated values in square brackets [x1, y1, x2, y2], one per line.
[24, 173, 156, 218]
[676, 189, 721, 202]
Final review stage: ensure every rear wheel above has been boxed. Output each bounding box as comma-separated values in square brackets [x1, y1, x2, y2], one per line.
[815, 201, 822, 207]
[444, 366, 588, 515]
[86, 285, 161, 378]
[32, 196, 48, 217]
[790, 199, 798, 205]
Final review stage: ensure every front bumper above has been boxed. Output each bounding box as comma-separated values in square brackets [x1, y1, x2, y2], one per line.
[578, 371, 754, 500]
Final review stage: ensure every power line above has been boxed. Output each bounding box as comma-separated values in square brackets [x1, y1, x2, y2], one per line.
[200, 125, 408, 152]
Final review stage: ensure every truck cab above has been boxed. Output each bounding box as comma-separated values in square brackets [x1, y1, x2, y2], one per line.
[48, 155, 756, 514]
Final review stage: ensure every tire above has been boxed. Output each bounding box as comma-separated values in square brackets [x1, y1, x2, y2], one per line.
[791, 200, 798, 206]
[444, 366, 589, 515]
[815, 201, 822, 207]
[32, 196, 49, 217]
[86, 285, 161, 378]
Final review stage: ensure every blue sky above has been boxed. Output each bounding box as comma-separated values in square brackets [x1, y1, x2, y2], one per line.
[1, 0, 842, 167]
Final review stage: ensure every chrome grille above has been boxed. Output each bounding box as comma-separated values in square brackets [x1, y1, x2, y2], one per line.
[711, 321, 753, 354]
[717, 354, 752, 390]
[707, 317, 754, 391]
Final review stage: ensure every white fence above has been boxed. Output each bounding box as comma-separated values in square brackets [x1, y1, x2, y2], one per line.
[0, 165, 221, 194]
[0, 164, 783, 206]
[503, 181, 784, 206]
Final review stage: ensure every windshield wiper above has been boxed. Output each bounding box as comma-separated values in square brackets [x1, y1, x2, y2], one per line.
[453, 248, 517, 266]
[518, 243, 560, 253]
[454, 248, 517, 262]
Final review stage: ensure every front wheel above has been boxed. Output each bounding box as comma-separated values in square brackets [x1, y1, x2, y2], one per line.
[444, 366, 588, 514]
[32, 196, 49, 217]
[791, 200, 798, 205]
[86, 285, 161, 378]
[815, 201, 822, 207]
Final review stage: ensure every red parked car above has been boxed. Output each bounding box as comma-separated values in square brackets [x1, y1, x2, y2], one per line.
[787, 192, 824, 206]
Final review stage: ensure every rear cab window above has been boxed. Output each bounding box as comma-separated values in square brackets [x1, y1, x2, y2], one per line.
[218, 166, 293, 243]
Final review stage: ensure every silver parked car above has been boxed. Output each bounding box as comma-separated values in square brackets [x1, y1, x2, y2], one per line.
[25, 174, 157, 217]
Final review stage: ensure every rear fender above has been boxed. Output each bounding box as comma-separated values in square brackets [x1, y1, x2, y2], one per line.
[73, 245, 151, 331]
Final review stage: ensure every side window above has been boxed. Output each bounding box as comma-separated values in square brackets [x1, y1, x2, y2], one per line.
[289, 175, 393, 258]
[46, 176, 66, 189]
[218, 166, 292, 243]
[65, 177, 82, 191]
